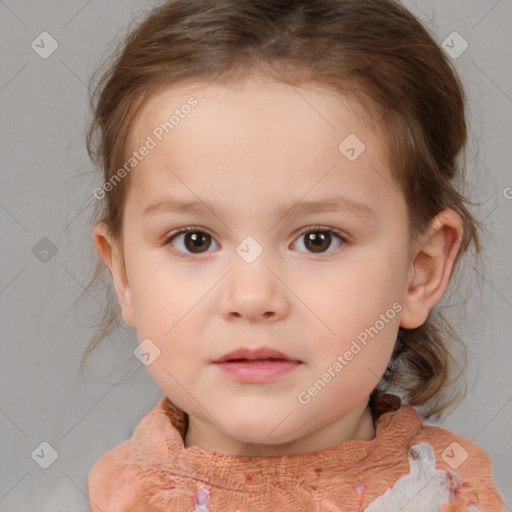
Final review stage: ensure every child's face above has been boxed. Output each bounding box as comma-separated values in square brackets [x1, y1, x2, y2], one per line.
[101, 76, 421, 454]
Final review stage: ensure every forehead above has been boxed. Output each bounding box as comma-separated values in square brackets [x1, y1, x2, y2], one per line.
[128, 76, 379, 154]
[124, 76, 400, 213]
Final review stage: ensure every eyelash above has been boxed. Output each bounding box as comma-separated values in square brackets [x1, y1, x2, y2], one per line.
[162, 225, 349, 256]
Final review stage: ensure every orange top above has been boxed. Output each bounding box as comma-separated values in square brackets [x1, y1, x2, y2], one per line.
[87, 395, 503, 512]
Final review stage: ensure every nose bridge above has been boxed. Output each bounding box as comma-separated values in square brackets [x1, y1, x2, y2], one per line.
[219, 235, 288, 320]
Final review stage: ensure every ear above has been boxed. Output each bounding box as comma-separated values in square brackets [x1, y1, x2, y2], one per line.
[92, 222, 136, 328]
[399, 209, 464, 329]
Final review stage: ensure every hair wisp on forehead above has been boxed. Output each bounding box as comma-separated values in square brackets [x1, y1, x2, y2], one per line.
[83, 0, 483, 420]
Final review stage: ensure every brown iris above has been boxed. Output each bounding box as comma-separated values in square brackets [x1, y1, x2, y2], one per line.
[304, 230, 332, 253]
[184, 232, 212, 253]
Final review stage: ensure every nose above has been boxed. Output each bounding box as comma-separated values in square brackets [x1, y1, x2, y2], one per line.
[218, 256, 290, 322]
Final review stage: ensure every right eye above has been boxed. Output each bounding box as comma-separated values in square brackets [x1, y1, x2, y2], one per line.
[163, 227, 220, 255]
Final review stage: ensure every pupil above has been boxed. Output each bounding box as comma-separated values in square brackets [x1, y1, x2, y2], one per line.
[307, 231, 330, 252]
[185, 232, 210, 252]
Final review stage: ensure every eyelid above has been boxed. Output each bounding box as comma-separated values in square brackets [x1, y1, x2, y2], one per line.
[295, 225, 348, 242]
[162, 225, 211, 241]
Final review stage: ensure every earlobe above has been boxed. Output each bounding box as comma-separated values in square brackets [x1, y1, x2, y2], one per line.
[92, 222, 137, 328]
[399, 209, 463, 329]
[118, 287, 136, 328]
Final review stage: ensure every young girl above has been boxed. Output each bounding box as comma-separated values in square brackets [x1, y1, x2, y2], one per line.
[83, 0, 504, 510]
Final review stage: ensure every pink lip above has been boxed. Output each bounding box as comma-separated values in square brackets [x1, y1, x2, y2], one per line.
[212, 347, 301, 364]
[213, 360, 302, 383]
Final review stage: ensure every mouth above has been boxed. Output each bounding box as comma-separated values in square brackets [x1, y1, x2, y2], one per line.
[212, 357, 303, 383]
[223, 358, 290, 363]
[212, 347, 302, 364]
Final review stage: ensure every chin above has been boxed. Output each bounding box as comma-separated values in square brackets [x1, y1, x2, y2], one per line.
[227, 421, 299, 449]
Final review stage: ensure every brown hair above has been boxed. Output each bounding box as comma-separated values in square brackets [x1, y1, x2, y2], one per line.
[81, 0, 484, 420]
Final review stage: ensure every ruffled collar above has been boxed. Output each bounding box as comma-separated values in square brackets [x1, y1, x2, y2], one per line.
[129, 394, 423, 491]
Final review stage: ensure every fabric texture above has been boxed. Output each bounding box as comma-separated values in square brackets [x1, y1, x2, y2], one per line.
[87, 394, 503, 512]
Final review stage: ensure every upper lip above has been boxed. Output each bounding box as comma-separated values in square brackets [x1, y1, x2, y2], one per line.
[212, 347, 302, 363]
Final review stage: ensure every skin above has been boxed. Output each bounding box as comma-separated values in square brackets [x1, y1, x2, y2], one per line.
[93, 74, 463, 457]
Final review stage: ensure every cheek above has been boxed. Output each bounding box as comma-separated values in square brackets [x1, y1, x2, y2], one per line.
[127, 254, 214, 355]
[307, 254, 403, 319]
[301, 252, 403, 361]
[127, 249, 197, 312]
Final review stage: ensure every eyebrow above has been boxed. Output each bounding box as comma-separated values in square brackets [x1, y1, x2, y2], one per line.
[142, 195, 376, 220]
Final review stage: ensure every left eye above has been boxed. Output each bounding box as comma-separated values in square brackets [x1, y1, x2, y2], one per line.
[165, 228, 219, 254]
[292, 228, 346, 254]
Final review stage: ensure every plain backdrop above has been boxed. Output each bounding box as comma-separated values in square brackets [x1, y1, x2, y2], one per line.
[0, 1, 511, 510]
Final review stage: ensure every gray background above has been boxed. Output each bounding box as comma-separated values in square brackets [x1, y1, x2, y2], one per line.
[0, 1, 511, 510]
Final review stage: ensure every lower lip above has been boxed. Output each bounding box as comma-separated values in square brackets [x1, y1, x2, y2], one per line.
[213, 360, 302, 383]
